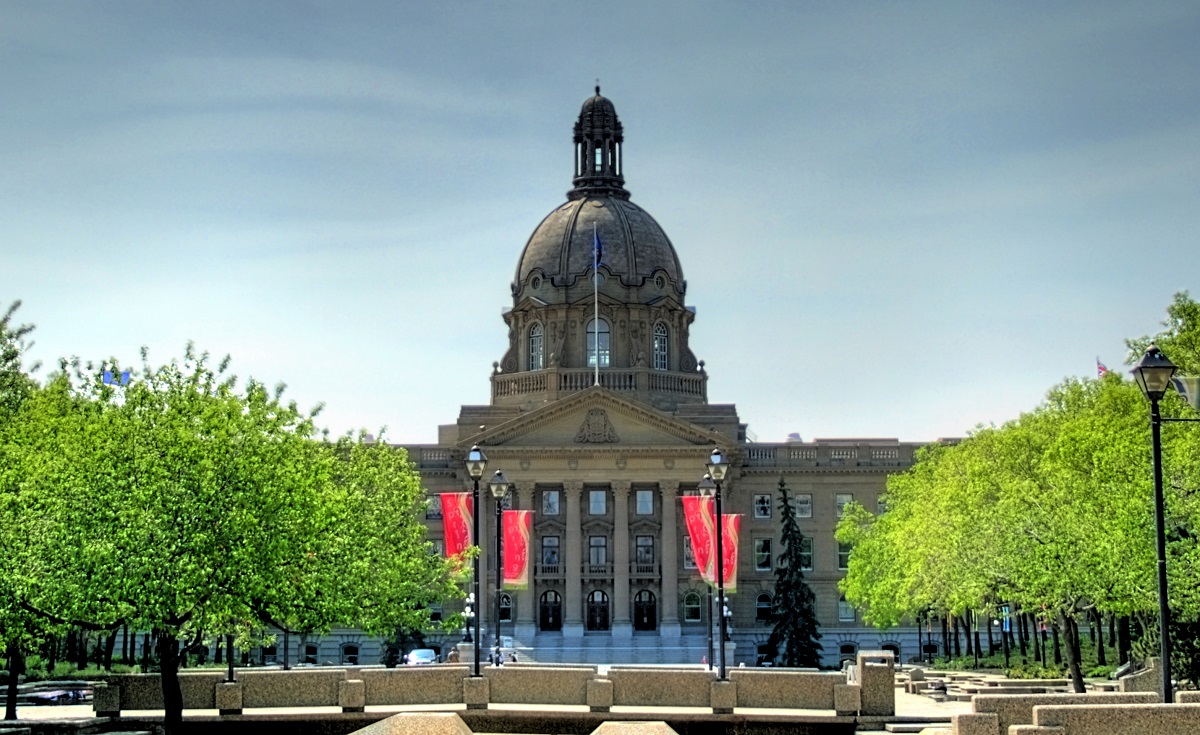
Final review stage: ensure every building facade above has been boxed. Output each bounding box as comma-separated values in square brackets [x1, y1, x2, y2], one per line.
[393, 89, 929, 668]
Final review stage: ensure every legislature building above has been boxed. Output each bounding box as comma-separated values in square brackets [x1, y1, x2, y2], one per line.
[392, 88, 929, 669]
[293, 89, 928, 669]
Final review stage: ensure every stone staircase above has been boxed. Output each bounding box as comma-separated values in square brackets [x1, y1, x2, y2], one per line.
[513, 633, 712, 665]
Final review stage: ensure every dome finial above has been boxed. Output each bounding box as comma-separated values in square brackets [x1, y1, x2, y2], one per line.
[595, 80, 601, 96]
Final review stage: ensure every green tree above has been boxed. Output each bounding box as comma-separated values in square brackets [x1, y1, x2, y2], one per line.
[9, 345, 457, 733]
[766, 477, 822, 668]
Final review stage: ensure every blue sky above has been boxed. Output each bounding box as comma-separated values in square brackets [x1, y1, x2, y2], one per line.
[3, 1, 1198, 444]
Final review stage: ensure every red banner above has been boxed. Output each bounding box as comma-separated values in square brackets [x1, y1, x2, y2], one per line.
[503, 510, 533, 590]
[681, 495, 716, 584]
[721, 514, 742, 593]
[440, 492, 473, 560]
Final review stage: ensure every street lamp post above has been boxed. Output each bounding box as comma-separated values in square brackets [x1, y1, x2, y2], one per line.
[489, 470, 511, 666]
[465, 445, 488, 677]
[701, 448, 731, 679]
[1132, 344, 1178, 703]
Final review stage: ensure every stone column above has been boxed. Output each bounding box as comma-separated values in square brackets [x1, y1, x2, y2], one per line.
[612, 481, 632, 638]
[513, 482, 538, 641]
[659, 481, 681, 638]
[563, 481, 584, 637]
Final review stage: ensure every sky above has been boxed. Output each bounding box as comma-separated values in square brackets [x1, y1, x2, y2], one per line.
[2, 1, 1198, 445]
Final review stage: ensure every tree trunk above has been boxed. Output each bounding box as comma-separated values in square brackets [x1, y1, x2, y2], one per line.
[141, 633, 151, 670]
[1018, 612, 1028, 658]
[1094, 610, 1107, 667]
[1118, 616, 1131, 666]
[987, 615, 996, 656]
[77, 630, 88, 669]
[1031, 615, 1042, 664]
[1060, 613, 1086, 693]
[4, 642, 23, 721]
[155, 633, 184, 735]
[103, 632, 117, 670]
[45, 636, 57, 673]
[941, 616, 950, 663]
[962, 614, 974, 656]
[214, 638, 223, 665]
[1052, 622, 1063, 665]
[952, 616, 962, 658]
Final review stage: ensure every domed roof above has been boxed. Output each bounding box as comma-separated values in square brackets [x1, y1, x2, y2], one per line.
[516, 196, 684, 291]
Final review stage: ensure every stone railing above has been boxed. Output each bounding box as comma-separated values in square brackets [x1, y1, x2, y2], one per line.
[491, 367, 707, 406]
[91, 651, 895, 718]
[743, 442, 917, 469]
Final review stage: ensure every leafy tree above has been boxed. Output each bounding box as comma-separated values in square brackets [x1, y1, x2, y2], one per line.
[766, 477, 822, 668]
[8, 345, 458, 733]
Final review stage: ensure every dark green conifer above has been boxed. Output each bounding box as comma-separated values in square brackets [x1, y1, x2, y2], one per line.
[766, 476, 823, 667]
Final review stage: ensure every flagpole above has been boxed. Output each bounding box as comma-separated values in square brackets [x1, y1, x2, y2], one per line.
[593, 222, 600, 387]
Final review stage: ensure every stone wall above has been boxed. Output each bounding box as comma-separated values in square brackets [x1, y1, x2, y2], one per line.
[727, 669, 842, 709]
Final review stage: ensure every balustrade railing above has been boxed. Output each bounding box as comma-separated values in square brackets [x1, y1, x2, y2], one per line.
[491, 367, 708, 403]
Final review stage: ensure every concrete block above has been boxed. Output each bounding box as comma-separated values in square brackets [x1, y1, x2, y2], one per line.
[608, 668, 713, 708]
[951, 712, 1000, 735]
[710, 679, 735, 714]
[909, 668, 926, 682]
[215, 681, 242, 715]
[340, 679, 365, 712]
[972, 691, 1157, 734]
[462, 675, 489, 710]
[1118, 658, 1163, 698]
[590, 723, 679, 735]
[587, 678, 613, 712]
[361, 665, 469, 706]
[486, 665, 593, 705]
[857, 650, 895, 716]
[93, 682, 121, 717]
[239, 668, 347, 708]
[1032, 702, 1200, 733]
[1007, 727, 1062, 735]
[1176, 690, 1200, 704]
[350, 712, 473, 735]
[728, 668, 843, 709]
[833, 683, 860, 716]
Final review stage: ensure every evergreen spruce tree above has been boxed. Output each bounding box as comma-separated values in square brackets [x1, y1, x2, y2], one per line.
[766, 476, 823, 667]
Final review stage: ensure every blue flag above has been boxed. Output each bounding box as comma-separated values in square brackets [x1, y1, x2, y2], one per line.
[593, 228, 604, 268]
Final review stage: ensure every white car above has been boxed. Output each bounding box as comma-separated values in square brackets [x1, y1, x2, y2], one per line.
[405, 649, 438, 665]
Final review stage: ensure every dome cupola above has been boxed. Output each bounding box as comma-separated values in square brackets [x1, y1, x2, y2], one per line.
[569, 86, 628, 201]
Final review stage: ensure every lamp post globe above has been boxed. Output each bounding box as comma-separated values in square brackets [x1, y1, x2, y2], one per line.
[464, 445, 487, 676]
[1133, 345, 1179, 704]
[489, 470, 510, 665]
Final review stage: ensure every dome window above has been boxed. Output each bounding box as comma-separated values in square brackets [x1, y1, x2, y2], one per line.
[586, 318, 610, 368]
[653, 323, 669, 371]
[594, 141, 603, 172]
[529, 323, 544, 371]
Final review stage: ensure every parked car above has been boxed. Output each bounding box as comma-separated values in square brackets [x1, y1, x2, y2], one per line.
[405, 648, 438, 665]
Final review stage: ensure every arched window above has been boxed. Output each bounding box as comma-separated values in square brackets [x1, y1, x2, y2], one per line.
[303, 643, 319, 665]
[528, 323, 544, 370]
[586, 319, 610, 368]
[499, 592, 513, 622]
[594, 140, 603, 171]
[839, 643, 857, 662]
[653, 323, 669, 371]
[756, 593, 773, 622]
[341, 643, 359, 666]
[683, 592, 702, 622]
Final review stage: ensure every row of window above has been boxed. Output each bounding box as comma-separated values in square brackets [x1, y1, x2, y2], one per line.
[680, 591, 854, 623]
[527, 321, 670, 371]
[529, 534, 851, 573]
[428, 491, 882, 521]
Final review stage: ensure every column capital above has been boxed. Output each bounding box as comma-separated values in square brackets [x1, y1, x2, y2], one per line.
[513, 482, 537, 504]
[563, 481, 585, 495]
[658, 480, 680, 497]
[611, 480, 632, 495]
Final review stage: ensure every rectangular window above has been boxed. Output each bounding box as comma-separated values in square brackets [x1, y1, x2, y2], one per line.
[541, 536, 560, 566]
[636, 489, 654, 515]
[838, 542, 851, 570]
[839, 598, 855, 622]
[877, 495, 887, 515]
[542, 489, 560, 516]
[426, 495, 443, 520]
[836, 493, 853, 518]
[589, 489, 607, 515]
[589, 536, 607, 566]
[800, 536, 813, 571]
[754, 538, 772, 571]
[431, 539, 445, 557]
[635, 535, 655, 564]
[683, 535, 697, 569]
[795, 493, 813, 518]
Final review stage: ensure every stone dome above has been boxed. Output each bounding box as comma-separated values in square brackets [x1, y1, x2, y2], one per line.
[513, 88, 685, 296]
[515, 196, 684, 293]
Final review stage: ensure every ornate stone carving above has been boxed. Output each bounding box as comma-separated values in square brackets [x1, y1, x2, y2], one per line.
[568, 459, 579, 470]
[615, 458, 627, 470]
[663, 458, 675, 470]
[575, 408, 620, 443]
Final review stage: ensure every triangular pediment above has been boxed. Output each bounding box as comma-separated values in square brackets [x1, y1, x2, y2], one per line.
[458, 387, 721, 450]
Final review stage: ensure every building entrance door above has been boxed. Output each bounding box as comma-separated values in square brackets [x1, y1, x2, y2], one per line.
[586, 590, 609, 631]
[634, 590, 657, 631]
[539, 590, 562, 631]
